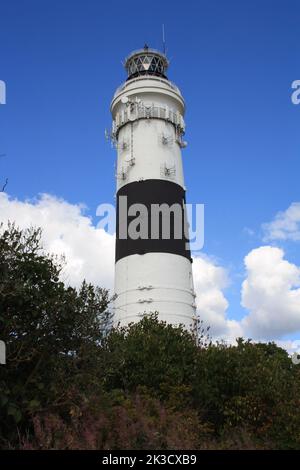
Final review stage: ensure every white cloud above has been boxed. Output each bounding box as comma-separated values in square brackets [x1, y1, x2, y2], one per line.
[275, 339, 300, 355]
[262, 202, 300, 241]
[0, 192, 115, 290]
[241, 246, 300, 339]
[0, 192, 240, 341]
[193, 245, 300, 344]
[2, 192, 300, 347]
[192, 256, 243, 342]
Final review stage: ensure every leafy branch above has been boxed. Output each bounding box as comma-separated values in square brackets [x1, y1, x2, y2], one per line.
[0, 153, 7, 192]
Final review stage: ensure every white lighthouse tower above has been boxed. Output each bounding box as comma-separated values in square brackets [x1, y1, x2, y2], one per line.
[111, 45, 196, 330]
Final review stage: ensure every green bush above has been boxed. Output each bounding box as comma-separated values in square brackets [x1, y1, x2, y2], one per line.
[1, 224, 300, 449]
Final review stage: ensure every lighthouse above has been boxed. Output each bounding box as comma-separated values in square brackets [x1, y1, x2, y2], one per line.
[110, 45, 196, 330]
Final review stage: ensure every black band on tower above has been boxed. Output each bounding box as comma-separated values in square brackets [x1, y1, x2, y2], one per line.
[115, 180, 191, 262]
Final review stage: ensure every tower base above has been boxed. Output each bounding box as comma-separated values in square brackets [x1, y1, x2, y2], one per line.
[114, 252, 196, 331]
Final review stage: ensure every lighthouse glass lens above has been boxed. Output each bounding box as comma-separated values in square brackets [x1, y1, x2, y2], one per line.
[126, 53, 167, 79]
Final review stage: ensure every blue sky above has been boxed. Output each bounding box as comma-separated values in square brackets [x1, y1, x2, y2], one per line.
[0, 0, 299, 342]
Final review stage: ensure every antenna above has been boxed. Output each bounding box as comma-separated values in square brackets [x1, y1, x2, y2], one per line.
[162, 24, 166, 55]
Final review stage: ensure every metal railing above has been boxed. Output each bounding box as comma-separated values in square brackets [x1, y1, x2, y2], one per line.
[112, 103, 185, 138]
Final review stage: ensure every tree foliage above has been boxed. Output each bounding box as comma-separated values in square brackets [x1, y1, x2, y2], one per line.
[0, 224, 111, 444]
